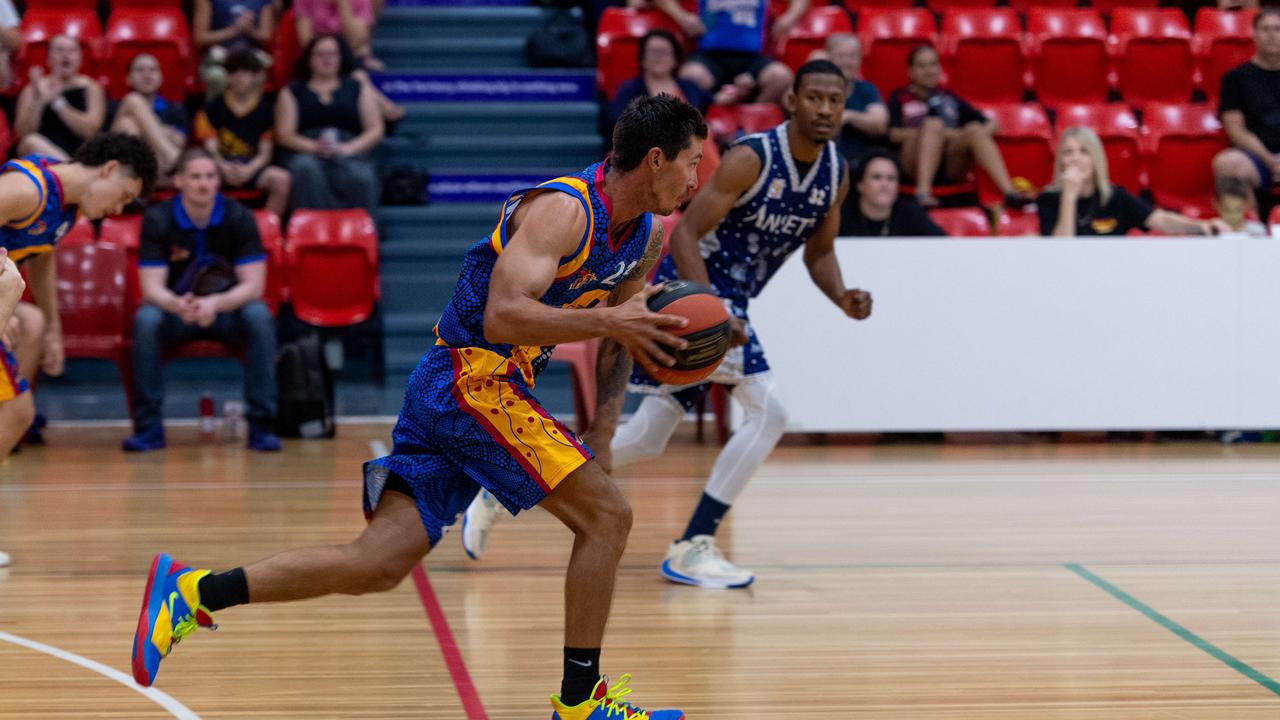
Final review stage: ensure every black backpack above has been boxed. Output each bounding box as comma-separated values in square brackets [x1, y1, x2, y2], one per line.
[525, 7, 592, 68]
[382, 164, 429, 206]
[275, 333, 336, 438]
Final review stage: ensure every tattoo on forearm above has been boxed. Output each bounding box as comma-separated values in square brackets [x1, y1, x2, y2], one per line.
[626, 221, 664, 281]
[594, 338, 632, 419]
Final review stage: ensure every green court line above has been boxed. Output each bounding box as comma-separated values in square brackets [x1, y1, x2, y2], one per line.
[1064, 563, 1280, 697]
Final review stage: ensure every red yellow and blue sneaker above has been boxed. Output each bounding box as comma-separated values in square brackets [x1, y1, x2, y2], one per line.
[550, 674, 684, 719]
[131, 553, 216, 687]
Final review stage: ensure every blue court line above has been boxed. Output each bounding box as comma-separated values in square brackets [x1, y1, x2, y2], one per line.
[1064, 563, 1280, 697]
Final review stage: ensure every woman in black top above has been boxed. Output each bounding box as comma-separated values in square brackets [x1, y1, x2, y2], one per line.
[275, 34, 384, 212]
[1038, 127, 1225, 237]
[13, 34, 106, 159]
[841, 149, 946, 237]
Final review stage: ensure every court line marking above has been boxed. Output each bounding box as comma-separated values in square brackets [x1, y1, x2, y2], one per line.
[368, 439, 488, 720]
[0, 630, 200, 718]
[1064, 563, 1280, 697]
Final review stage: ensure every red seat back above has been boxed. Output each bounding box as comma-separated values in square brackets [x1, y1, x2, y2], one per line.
[940, 9, 1026, 104]
[1111, 9, 1194, 104]
[773, 7, 853, 72]
[286, 210, 380, 327]
[978, 103, 1055, 205]
[1142, 103, 1227, 213]
[104, 9, 193, 101]
[929, 207, 990, 236]
[596, 8, 685, 99]
[1026, 9, 1110, 108]
[252, 210, 287, 314]
[272, 8, 302, 92]
[859, 9, 938, 97]
[1006, 0, 1075, 12]
[996, 208, 1042, 236]
[58, 222, 128, 358]
[1056, 103, 1144, 193]
[1093, 0, 1161, 14]
[99, 214, 144, 321]
[1194, 8, 1258, 105]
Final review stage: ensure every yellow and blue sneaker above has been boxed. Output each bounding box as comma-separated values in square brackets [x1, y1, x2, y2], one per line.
[131, 553, 215, 687]
[550, 674, 684, 719]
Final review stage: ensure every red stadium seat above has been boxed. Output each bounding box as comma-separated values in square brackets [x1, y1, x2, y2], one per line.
[859, 9, 937, 97]
[996, 208, 1041, 236]
[940, 9, 1027, 104]
[977, 103, 1055, 206]
[773, 7, 853, 72]
[57, 223, 133, 404]
[1055, 103, 1145, 193]
[1092, 0, 1161, 14]
[1142, 103, 1228, 213]
[99, 214, 144, 325]
[1111, 9, 1194, 105]
[840, 0, 913, 10]
[1006, 0, 1075, 12]
[252, 211, 288, 314]
[1026, 8, 1110, 109]
[550, 339, 599, 433]
[104, 8, 194, 101]
[272, 9, 303, 92]
[928, 0, 1004, 9]
[596, 8, 685, 99]
[928, 207, 990, 236]
[286, 210, 380, 327]
[24, 0, 96, 8]
[13, 9, 104, 95]
[1194, 8, 1257, 105]
[705, 103, 783, 144]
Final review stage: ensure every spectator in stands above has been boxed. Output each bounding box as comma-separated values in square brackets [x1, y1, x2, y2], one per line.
[841, 149, 945, 237]
[194, 0, 278, 98]
[296, 0, 383, 72]
[13, 35, 107, 160]
[655, 0, 799, 105]
[1213, 9, 1280, 194]
[0, 0, 20, 92]
[1213, 176, 1269, 236]
[1039, 127, 1227, 237]
[108, 54, 191, 178]
[824, 33, 887, 165]
[608, 30, 710, 129]
[887, 46, 1031, 209]
[277, 35, 384, 213]
[124, 149, 280, 454]
[196, 49, 291, 219]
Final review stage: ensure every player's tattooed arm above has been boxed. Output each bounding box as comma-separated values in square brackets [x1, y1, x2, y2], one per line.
[625, 220, 665, 281]
[586, 301, 634, 474]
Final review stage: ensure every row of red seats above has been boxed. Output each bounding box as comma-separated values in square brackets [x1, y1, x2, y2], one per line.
[600, 7, 1255, 107]
[16, 6, 302, 101]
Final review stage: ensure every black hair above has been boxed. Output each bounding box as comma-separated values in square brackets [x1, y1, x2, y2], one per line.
[1255, 7, 1280, 29]
[907, 44, 936, 67]
[638, 29, 684, 71]
[225, 47, 265, 75]
[1215, 175, 1252, 201]
[127, 52, 158, 73]
[294, 34, 357, 83]
[853, 149, 900, 185]
[611, 94, 708, 172]
[72, 133, 158, 196]
[174, 147, 217, 176]
[793, 59, 845, 93]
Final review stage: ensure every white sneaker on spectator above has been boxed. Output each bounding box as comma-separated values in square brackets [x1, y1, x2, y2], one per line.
[461, 490, 502, 560]
[660, 535, 754, 589]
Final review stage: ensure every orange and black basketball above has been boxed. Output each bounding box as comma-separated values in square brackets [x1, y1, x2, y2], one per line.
[640, 280, 732, 386]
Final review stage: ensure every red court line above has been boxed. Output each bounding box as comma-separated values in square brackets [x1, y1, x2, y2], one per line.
[411, 565, 489, 720]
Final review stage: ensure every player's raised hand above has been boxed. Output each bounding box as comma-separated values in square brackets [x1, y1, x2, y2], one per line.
[841, 289, 872, 320]
[607, 284, 688, 370]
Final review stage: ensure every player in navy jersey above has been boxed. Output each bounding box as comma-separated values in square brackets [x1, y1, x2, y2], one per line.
[131, 95, 702, 720]
[0, 132, 155, 568]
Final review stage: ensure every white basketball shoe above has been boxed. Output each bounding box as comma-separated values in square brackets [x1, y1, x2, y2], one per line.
[461, 490, 502, 560]
[660, 535, 754, 589]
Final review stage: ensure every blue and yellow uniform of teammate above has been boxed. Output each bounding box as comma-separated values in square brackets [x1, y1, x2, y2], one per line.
[0, 155, 78, 404]
[363, 162, 653, 545]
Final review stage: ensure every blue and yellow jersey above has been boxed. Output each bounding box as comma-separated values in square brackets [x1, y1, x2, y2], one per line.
[434, 162, 653, 385]
[0, 155, 77, 264]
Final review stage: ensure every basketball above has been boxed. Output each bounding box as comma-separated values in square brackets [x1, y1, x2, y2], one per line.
[639, 280, 732, 386]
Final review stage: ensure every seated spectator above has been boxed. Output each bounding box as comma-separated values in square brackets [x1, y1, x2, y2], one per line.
[0, 0, 20, 92]
[824, 33, 888, 165]
[656, 0, 798, 105]
[296, 0, 382, 71]
[13, 35, 106, 160]
[1213, 9, 1280, 194]
[194, 0, 277, 98]
[123, 149, 280, 454]
[108, 54, 191, 177]
[1039, 127, 1227, 237]
[276, 35, 384, 213]
[1213, 176, 1269, 237]
[841, 149, 945, 237]
[196, 48, 291, 219]
[887, 46, 1031, 209]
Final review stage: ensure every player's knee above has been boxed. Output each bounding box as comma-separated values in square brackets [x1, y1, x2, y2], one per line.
[762, 397, 789, 436]
[1213, 149, 1250, 180]
[4, 392, 35, 436]
[345, 546, 414, 594]
[582, 488, 632, 552]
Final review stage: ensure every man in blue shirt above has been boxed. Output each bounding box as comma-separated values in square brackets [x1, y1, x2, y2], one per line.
[825, 33, 888, 164]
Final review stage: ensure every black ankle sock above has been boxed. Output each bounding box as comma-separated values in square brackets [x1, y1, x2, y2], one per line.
[681, 492, 731, 541]
[561, 646, 601, 706]
[197, 568, 249, 612]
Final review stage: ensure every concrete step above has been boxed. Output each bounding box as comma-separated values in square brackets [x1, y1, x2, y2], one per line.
[395, 102, 599, 136]
[375, 37, 526, 70]
[374, 5, 544, 41]
[374, 135, 602, 172]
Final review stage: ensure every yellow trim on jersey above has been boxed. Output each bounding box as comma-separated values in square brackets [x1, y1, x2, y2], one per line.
[7, 244, 53, 263]
[487, 177, 596, 281]
[7, 160, 50, 230]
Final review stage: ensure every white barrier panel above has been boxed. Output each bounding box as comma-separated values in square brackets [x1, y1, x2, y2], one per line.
[746, 236, 1280, 431]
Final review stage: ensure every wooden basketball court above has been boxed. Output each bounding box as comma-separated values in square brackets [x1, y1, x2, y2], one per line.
[1, 424, 1278, 718]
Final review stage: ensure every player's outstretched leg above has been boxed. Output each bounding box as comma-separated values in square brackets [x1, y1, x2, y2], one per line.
[131, 490, 430, 686]
[539, 461, 684, 719]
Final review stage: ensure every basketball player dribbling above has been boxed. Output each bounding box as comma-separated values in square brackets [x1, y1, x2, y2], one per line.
[0, 133, 156, 568]
[132, 95, 705, 719]
[462, 61, 873, 589]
